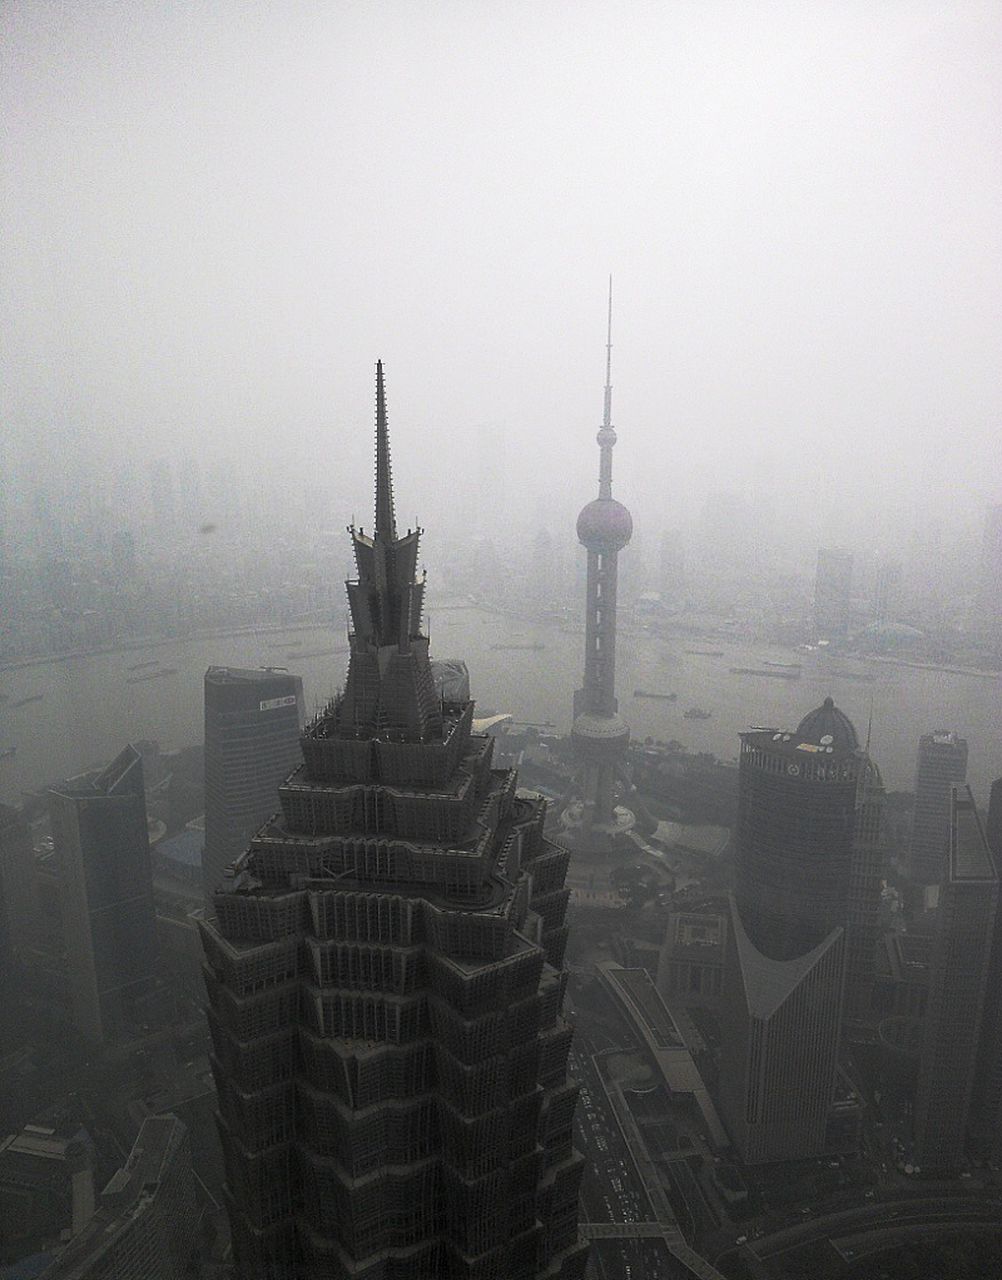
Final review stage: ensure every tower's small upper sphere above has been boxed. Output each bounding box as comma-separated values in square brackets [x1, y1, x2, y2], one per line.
[577, 497, 633, 550]
[597, 427, 617, 449]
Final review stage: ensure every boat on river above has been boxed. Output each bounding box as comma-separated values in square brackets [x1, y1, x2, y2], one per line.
[633, 689, 677, 701]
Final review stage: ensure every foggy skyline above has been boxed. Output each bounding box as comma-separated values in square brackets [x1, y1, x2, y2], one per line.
[3, 0, 1001, 554]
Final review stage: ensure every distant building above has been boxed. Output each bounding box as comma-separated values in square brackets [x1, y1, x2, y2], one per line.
[39, 1115, 197, 1280]
[813, 547, 853, 636]
[202, 665, 304, 900]
[913, 786, 998, 1171]
[907, 731, 968, 885]
[871, 557, 901, 625]
[658, 905, 728, 1008]
[973, 503, 1002, 642]
[48, 747, 158, 1043]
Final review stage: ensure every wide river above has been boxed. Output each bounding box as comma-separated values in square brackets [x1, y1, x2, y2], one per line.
[1, 603, 1000, 805]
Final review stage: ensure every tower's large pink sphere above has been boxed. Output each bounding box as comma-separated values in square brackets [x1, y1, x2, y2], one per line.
[576, 498, 633, 550]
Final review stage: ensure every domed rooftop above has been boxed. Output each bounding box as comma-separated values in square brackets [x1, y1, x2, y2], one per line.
[795, 695, 859, 751]
[577, 497, 633, 550]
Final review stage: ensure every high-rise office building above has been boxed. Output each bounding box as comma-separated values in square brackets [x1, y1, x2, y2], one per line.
[846, 756, 887, 1020]
[973, 502, 1002, 643]
[913, 786, 998, 1171]
[40, 1115, 197, 1280]
[813, 547, 853, 636]
[200, 364, 586, 1280]
[48, 746, 157, 1043]
[570, 283, 632, 835]
[907, 731, 968, 885]
[202, 666, 304, 900]
[721, 698, 870, 1164]
[0, 803, 35, 972]
[969, 778, 1002, 1164]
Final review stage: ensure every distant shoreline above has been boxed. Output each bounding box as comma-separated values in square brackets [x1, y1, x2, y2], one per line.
[0, 619, 336, 678]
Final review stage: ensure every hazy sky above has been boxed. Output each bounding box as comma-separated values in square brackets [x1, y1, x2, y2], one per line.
[4, 0, 1001, 551]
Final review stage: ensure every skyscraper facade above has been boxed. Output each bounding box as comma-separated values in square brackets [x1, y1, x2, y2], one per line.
[721, 698, 871, 1163]
[48, 745, 157, 1043]
[913, 785, 997, 1171]
[202, 666, 304, 900]
[570, 284, 632, 833]
[907, 731, 968, 885]
[200, 365, 586, 1280]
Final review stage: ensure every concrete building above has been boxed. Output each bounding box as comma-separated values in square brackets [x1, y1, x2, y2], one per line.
[568, 283, 633, 845]
[202, 665, 304, 900]
[907, 731, 968, 885]
[199, 365, 587, 1279]
[846, 756, 887, 1020]
[48, 747, 158, 1043]
[39, 1115, 197, 1280]
[813, 547, 853, 637]
[913, 786, 998, 1171]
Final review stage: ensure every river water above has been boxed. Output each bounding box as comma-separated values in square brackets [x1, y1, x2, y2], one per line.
[1, 604, 1000, 805]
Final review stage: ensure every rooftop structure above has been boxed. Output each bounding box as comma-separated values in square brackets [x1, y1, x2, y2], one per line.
[200, 364, 587, 1279]
[39, 1115, 197, 1280]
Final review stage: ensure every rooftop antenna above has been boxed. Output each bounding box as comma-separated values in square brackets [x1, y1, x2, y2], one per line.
[603, 274, 613, 430]
[374, 359, 396, 541]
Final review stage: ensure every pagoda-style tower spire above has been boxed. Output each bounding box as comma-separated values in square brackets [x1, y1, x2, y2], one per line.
[337, 363, 440, 739]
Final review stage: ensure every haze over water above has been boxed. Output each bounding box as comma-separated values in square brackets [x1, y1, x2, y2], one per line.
[2, 607, 999, 806]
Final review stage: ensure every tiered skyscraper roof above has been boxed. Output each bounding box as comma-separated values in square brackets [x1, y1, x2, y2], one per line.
[200, 365, 587, 1279]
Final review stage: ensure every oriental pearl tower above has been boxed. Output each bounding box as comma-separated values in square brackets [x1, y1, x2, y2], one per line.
[565, 281, 634, 843]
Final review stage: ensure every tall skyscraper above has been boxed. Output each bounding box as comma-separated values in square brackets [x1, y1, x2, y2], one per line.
[202, 666, 304, 900]
[907, 731, 968, 885]
[200, 365, 586, 1280]
[813, 547, 853, 636]
[48, 746, 157, 1043]
[971, 778, 1002, 1163]
[913, 785, 998, 1171]
[721, 698, 870, 1164]
[570, 283, 633, 834]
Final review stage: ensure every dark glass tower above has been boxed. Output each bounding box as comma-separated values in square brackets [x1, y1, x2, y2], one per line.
[200, 365, 587, 1280]
[721, 698, 874, 1163]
